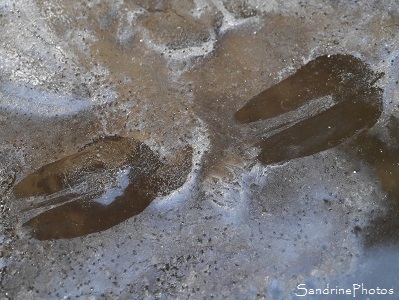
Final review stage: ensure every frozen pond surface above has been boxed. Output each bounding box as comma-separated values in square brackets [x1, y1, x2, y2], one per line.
[1, 0, 399, 299]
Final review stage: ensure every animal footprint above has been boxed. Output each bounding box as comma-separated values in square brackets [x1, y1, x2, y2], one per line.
[235, 54, 383, 165]
[13, 137, 192, 240]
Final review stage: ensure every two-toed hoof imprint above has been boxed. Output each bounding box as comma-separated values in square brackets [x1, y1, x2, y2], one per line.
[13, 137, 192, 240]
[13, 54, 383, 240]
[235, 54, 383, 165]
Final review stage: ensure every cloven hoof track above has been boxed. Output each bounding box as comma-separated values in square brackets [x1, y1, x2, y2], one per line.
[13, 137, 192, 240]
[13, 54, 383, 241]
[235, 54, 383, 165]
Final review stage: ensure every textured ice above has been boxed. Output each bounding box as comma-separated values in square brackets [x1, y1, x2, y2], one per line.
[93, 167, 131, 206]
[1, 0, 399, 299]
[0, 81, 90, 115]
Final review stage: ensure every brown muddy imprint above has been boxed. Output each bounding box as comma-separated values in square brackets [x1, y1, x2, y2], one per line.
[344, 116, 399, 248]
[235, 54, 383, 165]
[14, 137, 147, 199]
[13, 137, 192, 240]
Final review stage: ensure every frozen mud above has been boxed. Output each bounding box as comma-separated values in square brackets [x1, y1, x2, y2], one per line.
[1, 0, 399, 299]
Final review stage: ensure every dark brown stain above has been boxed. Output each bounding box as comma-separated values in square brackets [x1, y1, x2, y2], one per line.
[13, 137, 147, 199]
[23, 176, 156, 240]
[13, 137, 192, 240]
[256, 91, 381, 164]
[235, 54, 383, 165]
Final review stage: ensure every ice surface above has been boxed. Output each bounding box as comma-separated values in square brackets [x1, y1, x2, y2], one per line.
[1, 0, 399, 299]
